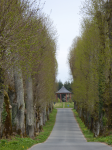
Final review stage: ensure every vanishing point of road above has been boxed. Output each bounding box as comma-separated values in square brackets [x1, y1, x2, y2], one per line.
[29, 108, 112, 150]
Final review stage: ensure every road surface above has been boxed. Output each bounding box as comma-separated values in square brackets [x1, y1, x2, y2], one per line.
[30, 108, 112, 150]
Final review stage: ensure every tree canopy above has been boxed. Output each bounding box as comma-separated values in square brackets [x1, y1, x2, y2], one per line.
[68, 0, 112, 136]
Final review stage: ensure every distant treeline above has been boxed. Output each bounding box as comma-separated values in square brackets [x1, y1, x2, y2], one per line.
[56, 80, 72, 92]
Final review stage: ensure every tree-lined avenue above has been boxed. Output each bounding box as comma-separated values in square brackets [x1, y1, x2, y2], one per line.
[29, 109, 112, 150]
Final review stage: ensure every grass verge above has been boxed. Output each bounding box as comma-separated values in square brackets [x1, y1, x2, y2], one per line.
[0, 109, 57, 150]
[72, 109, 112, 146]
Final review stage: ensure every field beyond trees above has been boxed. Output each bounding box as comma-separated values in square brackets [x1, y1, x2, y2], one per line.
[54, 102, 74, 108]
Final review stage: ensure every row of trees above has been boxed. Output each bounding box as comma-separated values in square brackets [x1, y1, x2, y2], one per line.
[68, 0, 112, 137]
[0, 0, 57, 138]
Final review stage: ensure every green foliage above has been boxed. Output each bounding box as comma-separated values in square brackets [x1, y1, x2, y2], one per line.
[0, 0, 58, 134]
[2, 103, 7, 124]
[102, 116, 108, 126]
[64, 81, 72, 92]
[0, 109, 57, 150]
[57, 80, 63, 91]
[68, 98, 73, 103]
[58, 98, 61, 102]
[68, 0, 112, 130]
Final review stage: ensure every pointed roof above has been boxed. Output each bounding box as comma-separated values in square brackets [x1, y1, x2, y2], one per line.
[56, 86, 71, 94]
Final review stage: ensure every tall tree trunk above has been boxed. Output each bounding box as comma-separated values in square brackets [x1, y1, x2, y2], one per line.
[3, 91, 12, 138]
[43, 107, 46, 125]
[0, 68, 4, 138]
[46, 105, 49, 120]
[13, 65, 25, 136]
[39, 112, 43, 131]
[26, 75, 34, 138]
[106, 1, 112, 100]
[50, 102, 53, 112]
[95, 11, 106, 136]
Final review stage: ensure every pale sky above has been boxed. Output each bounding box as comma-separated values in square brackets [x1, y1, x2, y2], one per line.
[37, 0, 84, 83]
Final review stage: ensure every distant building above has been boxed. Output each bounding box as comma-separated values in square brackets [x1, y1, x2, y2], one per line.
[56, 86, 71, 102]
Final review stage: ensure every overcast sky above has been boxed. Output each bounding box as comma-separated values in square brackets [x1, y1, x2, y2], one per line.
[38, 0, 84, 83]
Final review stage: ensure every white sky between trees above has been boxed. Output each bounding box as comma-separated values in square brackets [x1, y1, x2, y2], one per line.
[33, 0, 84, 84]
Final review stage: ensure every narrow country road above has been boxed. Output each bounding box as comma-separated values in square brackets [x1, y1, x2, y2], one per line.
[29, 108, 112, 150]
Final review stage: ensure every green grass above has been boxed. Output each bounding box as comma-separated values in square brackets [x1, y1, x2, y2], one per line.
[0, 109, 57, 150]
[72, 109, 112, 146]
[64, 102, 74, 108]
[54, 102, 63, 108]
[54, 102, 74, 108]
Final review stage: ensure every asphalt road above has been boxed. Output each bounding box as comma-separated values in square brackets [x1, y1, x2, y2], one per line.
[29, 108, 112, 150]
